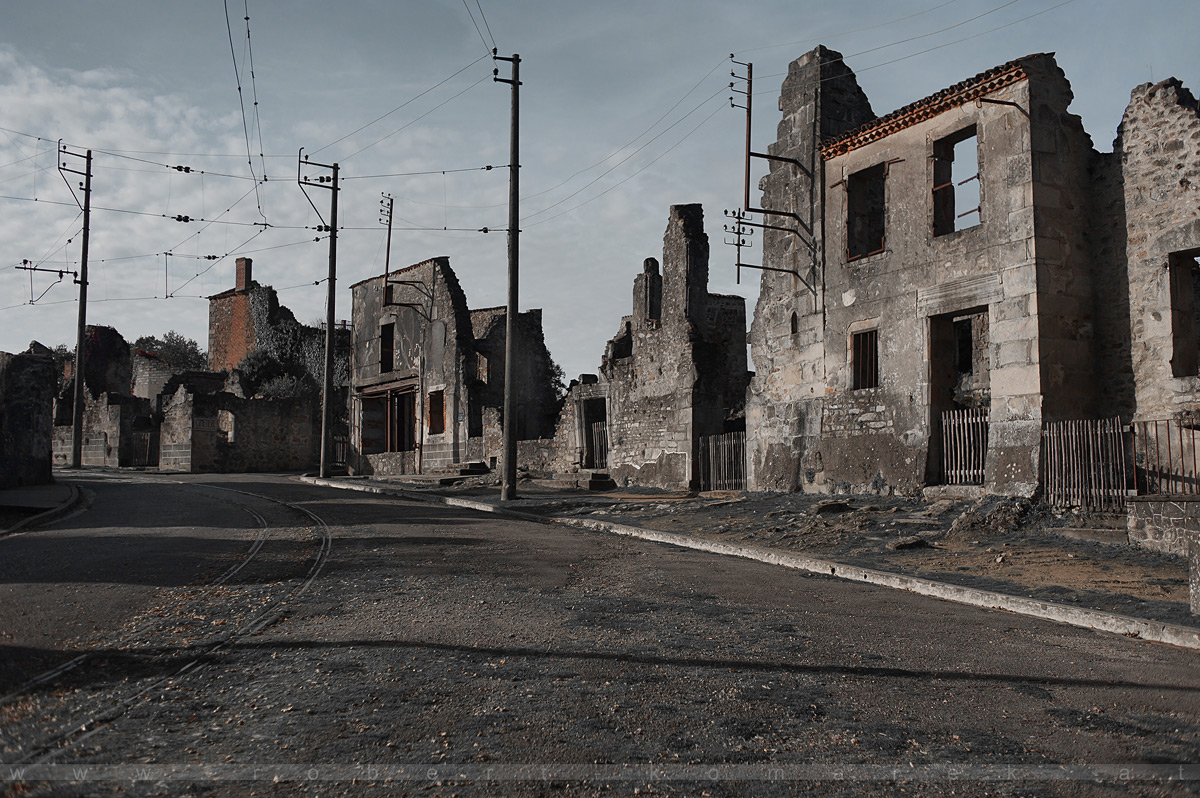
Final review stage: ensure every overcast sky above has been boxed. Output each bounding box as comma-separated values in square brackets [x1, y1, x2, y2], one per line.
[1, 0, 1197, 381]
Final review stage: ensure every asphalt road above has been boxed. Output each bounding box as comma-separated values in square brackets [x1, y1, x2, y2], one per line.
[1, 471, 1198, 797]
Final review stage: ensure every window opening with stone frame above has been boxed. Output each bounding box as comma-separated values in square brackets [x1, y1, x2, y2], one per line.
[1169, 249, 1200, 377]
[380, 322, 395, 373]
[933, 125, 980, 236]
[427, 389, 445, 435]
[846, 163, 886, 260]
[851, 329, 879, 390]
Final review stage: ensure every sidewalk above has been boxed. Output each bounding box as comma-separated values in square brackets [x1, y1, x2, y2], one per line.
[301, 473, 1200, 650]
[0, 481, 79, 535]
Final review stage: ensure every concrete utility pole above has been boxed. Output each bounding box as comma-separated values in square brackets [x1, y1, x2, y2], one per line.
[494, 51, 521, 501]
[298, 151, 339, 479]
[57, 143, 92, 470]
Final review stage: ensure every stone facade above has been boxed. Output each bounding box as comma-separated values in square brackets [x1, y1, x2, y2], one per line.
[131, 349, 175, 404]
[746, 47, 1200, 500]
[1127, 496, 1198, 557]
[348, 256, 562, 476]
[159, 378, 317, 473]
[50, 325, 155, 468]
[207, 257, 260, 372]
[552, 205, 750, 489]
[0, 347, 57, 488]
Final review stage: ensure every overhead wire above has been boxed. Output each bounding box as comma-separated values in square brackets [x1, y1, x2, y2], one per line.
[525, 102, 726, 229]
[521, 84, 728, 223]
[735, 0, 963, 55]
[343, 72, 493, 161]
[242, 0, 268, 187]
[461, 0, 492, 57]
[224, 0, 267, 221]
[312, 54, 490, 158]
[474, 0, 497, 50]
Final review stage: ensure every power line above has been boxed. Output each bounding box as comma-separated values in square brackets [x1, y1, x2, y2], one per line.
[462, 0, 492, 56]
[474, 0, 497, 50]
[344, 72, 493, 161]
[753, 0, 1040, 87]
[519, 57, 728, 205]
[341, 164, 499, 181]
[525, 103, 726, 229]
[521, 85, 728, 223]
[224, 0, 266, 221]
[311, 54, 490, 158]
[242, 0, 268, 188]
[735, 0, 963, 55]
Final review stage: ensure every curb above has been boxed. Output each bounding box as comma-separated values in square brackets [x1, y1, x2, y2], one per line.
[0, 484, 82, 538]
[299, 476, 1200, 652]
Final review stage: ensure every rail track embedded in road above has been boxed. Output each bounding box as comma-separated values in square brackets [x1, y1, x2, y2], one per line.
[0, 482, 333, 767]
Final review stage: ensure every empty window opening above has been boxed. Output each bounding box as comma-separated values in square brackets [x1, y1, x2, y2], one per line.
[846, 164, 886, 260]
[851, 329, 879, 390]
[951, 311, 990, 408]
[380, 322, 395, 373]
[790, 312, 799, 336]
[1169, 250, 1200, 377]
[933, 126, 980, 236]
[428, 389, 445, 435]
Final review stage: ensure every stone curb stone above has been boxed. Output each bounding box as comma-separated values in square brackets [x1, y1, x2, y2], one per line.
[298, 476, 1200, 652]
[0, 484, 82, 537]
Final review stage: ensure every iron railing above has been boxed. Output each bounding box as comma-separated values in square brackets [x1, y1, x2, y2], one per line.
[698, 431, 746, 491]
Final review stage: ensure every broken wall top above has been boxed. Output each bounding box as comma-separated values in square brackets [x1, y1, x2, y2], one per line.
[819, 52, 1059, 158]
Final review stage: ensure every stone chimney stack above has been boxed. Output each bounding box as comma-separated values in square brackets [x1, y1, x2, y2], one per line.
[236, 257, 253, 292]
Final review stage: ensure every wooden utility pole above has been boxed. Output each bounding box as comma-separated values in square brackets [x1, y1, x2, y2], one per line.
[58, 144, 92, 469]
[494, 51, 521, 501]
[298, 151, 339, 479]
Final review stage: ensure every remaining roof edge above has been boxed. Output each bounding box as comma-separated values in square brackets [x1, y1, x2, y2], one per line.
[820, 54, 1050, 159]
[348, 256, 453, 290]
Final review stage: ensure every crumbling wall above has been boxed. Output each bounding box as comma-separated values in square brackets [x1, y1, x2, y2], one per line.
[746, 47, 874, 492]
[159, 383, 317, 473]
[582, 204, 747, 490]
[131, 350, 175, 403]
[1115, 78, 1200, 423]
[0, 349, 56, 488]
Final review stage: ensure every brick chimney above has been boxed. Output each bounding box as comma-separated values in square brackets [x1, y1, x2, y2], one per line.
[236, 257, 253, 292]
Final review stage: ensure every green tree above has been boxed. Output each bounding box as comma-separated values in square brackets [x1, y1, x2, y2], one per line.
[133, 330, 207, 370]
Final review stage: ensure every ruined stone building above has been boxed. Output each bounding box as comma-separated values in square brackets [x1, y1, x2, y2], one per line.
[0, 345, 57, 488]
[158, 258, 347, 473]
[548, 205, 749, 490]
[50, 325, 157, 468]
[745, 46, 1200, 500]
[348, 256, 561, 476]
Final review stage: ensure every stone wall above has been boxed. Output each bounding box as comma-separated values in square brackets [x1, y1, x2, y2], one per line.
[159, 384, 317, 473]
[1114, 78, 1200, 424]
[131, 350, 175, 403]
[559, 205, 748, 490]
[746, 47, 874, 492]
[1127, 496, 1198, 556]
[0, 350, 56, 488]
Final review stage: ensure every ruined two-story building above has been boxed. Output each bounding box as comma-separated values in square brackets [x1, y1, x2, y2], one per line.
[347, 256, 562, 476]
[746, 46, 1200, 501]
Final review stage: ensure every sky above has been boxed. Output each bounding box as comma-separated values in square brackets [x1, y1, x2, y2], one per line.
[1, 0, 1197, 382]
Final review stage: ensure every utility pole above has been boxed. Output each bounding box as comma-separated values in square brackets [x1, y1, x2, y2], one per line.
[298, 150, 339, 479]
[380, 193, 394, 280]
[494, 50, 520, 502]
[58, 143, 92, 470]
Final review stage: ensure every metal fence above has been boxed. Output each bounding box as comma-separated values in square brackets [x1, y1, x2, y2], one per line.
[1042, 417, 1127, 511]
[590, 421, 609, 469]
[941, 408, 988, 485]
[1132, 418, 1200, 496]
[698, 431, 746, 491]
